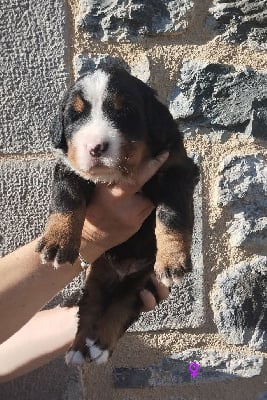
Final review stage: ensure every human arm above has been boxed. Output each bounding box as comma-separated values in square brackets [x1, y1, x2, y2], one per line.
[0, 275, 168, 383]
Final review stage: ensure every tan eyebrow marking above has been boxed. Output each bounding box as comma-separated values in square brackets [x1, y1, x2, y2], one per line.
[72, 95, 85, 113]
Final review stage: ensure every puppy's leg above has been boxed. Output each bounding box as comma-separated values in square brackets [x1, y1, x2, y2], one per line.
[154, 160, 199, 286]
[66, 257, 153, 365]
[36, 162, 94, 267]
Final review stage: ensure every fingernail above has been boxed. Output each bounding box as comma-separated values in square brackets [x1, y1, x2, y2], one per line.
[140, 289, 150, 296]
[158, 151, 169, 162]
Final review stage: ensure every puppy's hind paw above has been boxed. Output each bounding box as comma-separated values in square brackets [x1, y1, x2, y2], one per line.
[86, 338, 110, 365]
[65, 350, 86, 366]
[66, 338, 110, 366]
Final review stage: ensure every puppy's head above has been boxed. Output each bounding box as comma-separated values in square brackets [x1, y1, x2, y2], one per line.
[52, 67, 179, 183]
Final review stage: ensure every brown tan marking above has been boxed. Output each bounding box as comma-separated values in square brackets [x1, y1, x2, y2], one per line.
[113, 93, 124, 110]
[67, 140, 79, 170]
[38, 206, 86, 266]
[72, 95, 85, 113]
[155, 216, 192, 283]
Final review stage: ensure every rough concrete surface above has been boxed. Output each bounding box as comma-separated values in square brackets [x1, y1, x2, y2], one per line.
[0, 0, 69, 154]
[0, 357, 83, 400]
[0, 158, 54, 256]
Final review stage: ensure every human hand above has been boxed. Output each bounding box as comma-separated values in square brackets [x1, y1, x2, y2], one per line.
[81, 152, 169, 256]
[140, 274, 170, 311]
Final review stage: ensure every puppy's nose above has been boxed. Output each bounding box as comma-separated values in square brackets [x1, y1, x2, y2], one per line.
[89, 142, 109, 158]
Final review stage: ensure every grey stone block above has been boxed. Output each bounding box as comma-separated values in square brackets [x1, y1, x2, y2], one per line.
[208, 0, 267, 51]
[216, 154, 267, 252]
[211, 256, 267, 350]
[130, 159, 204, 331]
[113, 348, 263, 388]
[77, 0, 194, 42]
[73, 53, 151, 83]
[169, 61, 267, 140]
[0, 357, 83, 400]
[0, 158, 54, 255]
[0, 0, 69, 154]
[245, 99, 267, 140]
[165, 398, 195, 400]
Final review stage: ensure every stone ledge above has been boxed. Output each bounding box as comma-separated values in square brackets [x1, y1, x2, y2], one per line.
[113, 348, 264, 388]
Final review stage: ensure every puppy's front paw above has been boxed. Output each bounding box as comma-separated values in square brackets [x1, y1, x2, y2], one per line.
[36, 213, 80, 268]
[36, 235, 79, 268]
[154, 252, 192, 287]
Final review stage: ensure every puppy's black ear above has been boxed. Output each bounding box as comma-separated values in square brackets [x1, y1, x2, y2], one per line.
[50, 95, 67, 152]
[144, 88, 181, 155]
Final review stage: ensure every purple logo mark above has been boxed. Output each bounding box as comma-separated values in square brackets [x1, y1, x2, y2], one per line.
[188, 361, 200, 379]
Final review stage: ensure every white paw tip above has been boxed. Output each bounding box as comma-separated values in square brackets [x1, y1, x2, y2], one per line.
[161, 276, 173, 288]
[65, 350, 85, 366]
[85, 338, 95, 348]
[40, 254, 48, 265]
[88, 342, 109, 364]
[89, 344, 102, 360]
[173, 276, 183, 285]
[96, 349, 109, 365]
[53, 259, 61, 270]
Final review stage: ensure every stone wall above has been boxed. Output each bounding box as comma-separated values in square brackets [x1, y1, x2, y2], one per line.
[0, 0, 266, 399]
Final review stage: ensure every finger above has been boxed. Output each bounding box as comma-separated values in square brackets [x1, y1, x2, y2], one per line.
[134, 195, 155, 218]
[135, 151, 169, 188]
[109, 151, 169, 197]
[138, 204, 155, 221]
[139, 289, 157, 312]
[150, 274, 170, 301]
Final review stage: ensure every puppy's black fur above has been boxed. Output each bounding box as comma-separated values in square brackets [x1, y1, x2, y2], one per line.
[37, 67, 199, 364]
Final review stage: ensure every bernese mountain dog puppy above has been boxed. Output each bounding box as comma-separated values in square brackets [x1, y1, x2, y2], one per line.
[36, 67, 199, 365]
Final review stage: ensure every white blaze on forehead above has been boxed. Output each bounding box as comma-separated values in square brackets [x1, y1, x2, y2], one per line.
[81, 69, 110, 111]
